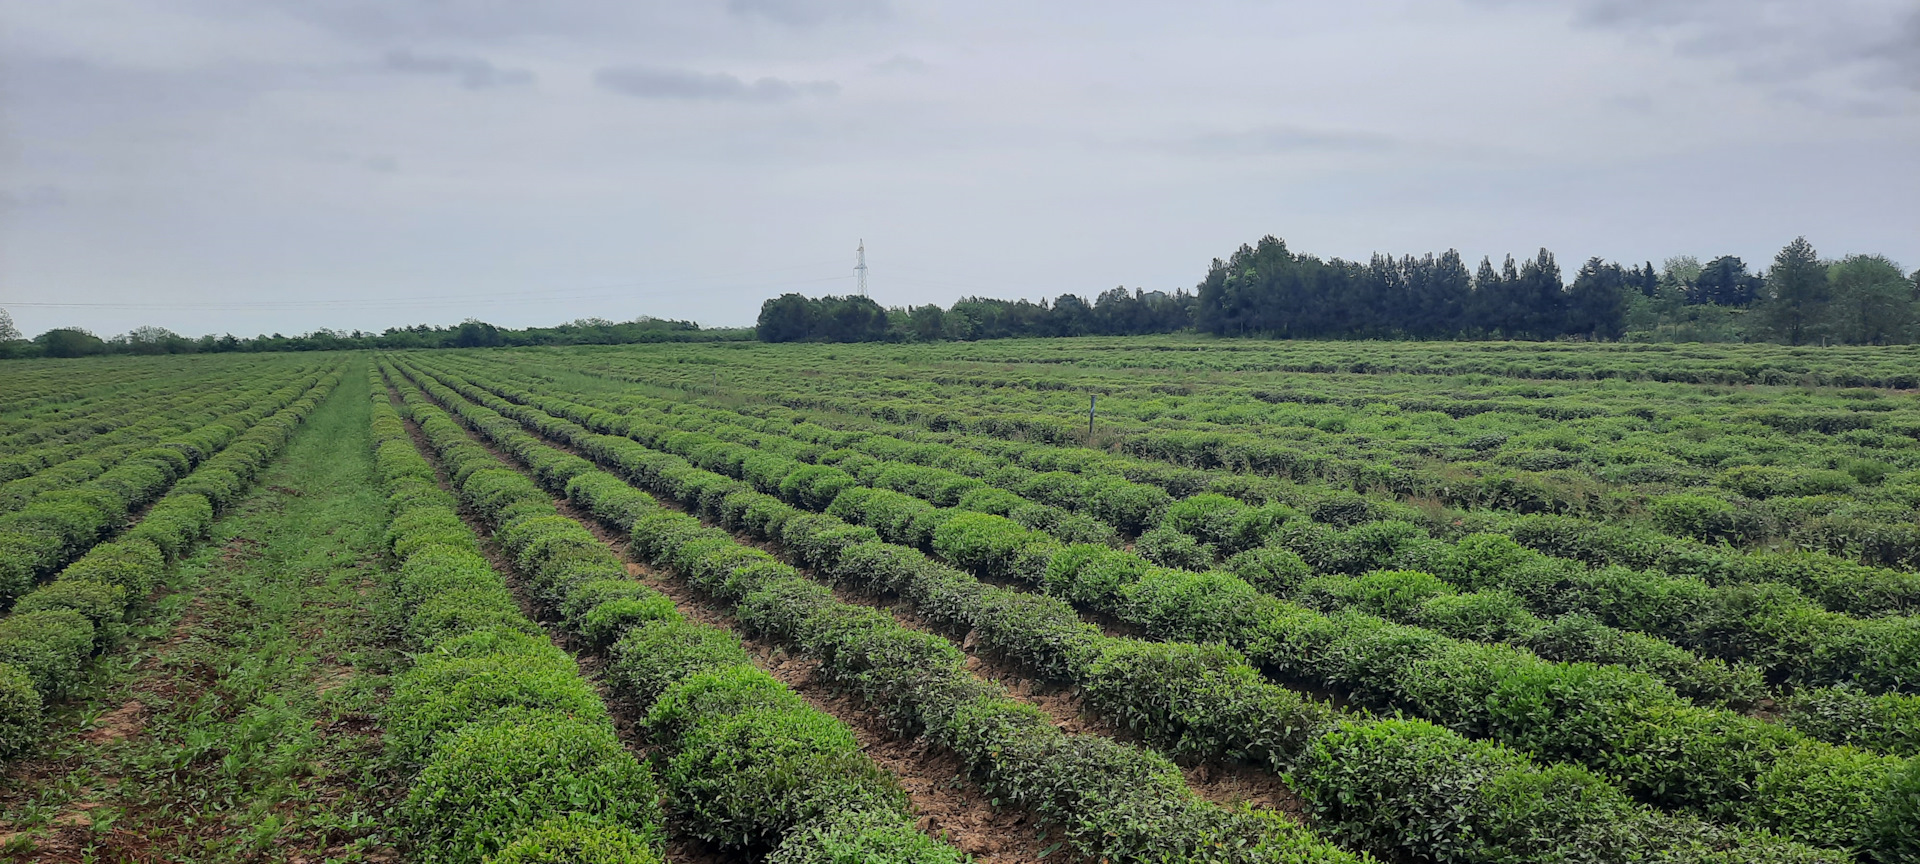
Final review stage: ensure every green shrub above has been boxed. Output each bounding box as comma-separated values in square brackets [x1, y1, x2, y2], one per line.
[1651, 494, 1759, 544]
[1747, 743, 1903, 850]
[14, 579, 129, 648]
[608, 619, 752, 708]
[766, 811, 966, 864]
[1437, 532, 1537, 591]
[490, 814, 664, 864]
[0, 663, 42, 760]
[407, 589, 533, 647]
[1416, 591, 1540, 643]
[0, 609, 95, 697]
[1293, 717, 1643, 863]
[1297, 570, 1452, 620]
[124, 495, 214, 560]
[386, 652, 608, 767]
[1134, 526, 1215, 570]
[1867, 756, 1920, 864]
[1164, 493, 1245, 547]
[58, 539, 165, 597]
[389, 508, 478, 557]
[1080, 638, 1333, 768]
[1782, 688, 1920, 757]
[405, 713, 662, 864]
[1225, 546, 1312, 596]
[577, 598, 672, 647]
[646, 667, 903, 848]
[396, 547, 505, 605]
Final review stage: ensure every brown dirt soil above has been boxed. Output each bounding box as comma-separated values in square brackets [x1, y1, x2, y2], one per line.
[80, 700, 147, 744]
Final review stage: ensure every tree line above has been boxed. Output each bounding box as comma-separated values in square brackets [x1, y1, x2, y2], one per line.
[0, 314, 749, 360]
[758, 236, 1920, 345]
[755, 286, 1198, 344]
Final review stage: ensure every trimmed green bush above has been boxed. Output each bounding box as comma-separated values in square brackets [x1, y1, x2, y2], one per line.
[56, 539, 165, 597]
[766, 810, 968, 864]
[385, 651, 607, 767]
[14, 579, 128, 649]
[405, 713, 662, 864]
[0, 609, 95, 697]
[490, 814, 664, 864]
[0, 663, 43, 760]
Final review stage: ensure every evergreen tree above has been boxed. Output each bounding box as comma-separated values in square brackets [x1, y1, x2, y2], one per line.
[1568, 257, 1629, 339]
[1689, 256, 1761, 306]
[1759, 237, 1829, 345]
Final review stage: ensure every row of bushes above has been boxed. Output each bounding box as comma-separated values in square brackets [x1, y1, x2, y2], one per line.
[396, 358, 1880, 864]
[527, 388, 1772, 711]
[381, 364, 965, 863]
[427, 360, 1920, 754]
[424, 367, 1878, 703]
[0, 360, 307, 481]
[558, 350, 1920, 589]
[0, 360, 221, 442]
[0, 369, 331, 606]
[467, 368, 1920, 756]
[599, 379, 1920, 691]
[0, 366, 269, 484]
[405, 361, 1920, 860]
[1145, 495, 1920, 700]
[0, 364, 320, 509]
[441, 356, 1920, 627]
[370, 368, 671, 863]
[391, 358, 1371, 864]
[0, 365, 342, 762]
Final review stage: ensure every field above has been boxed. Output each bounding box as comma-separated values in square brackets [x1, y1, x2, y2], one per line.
[2, 338, 1918, 864]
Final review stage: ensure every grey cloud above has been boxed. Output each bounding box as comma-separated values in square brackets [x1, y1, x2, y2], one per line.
[1555, 0, 1920, 95]
[1170, 126, 1400, 157]
[0, 186, 67, 210]
[594, 65, 839, 102]
[726, 0, 886, 27]
[384, 48, 533, 89]
[868, 54, 929, 75]
[1864, 10, 1920, 90]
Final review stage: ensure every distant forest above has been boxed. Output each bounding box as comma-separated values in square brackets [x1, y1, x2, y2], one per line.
[758, 236, 1920, 346]
[0, 314, 748, 360]
[7, 235, 1917, 359]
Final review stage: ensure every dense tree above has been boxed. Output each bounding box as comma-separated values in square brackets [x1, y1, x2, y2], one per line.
[452, 318, 505, 348]
[1661, 256, 1703, 291]
[1758, 237, 1829, 345]
[0, 307, 18, 343]
[1688, 255, 1763, 306]
[1826, 254, 1916, 345]
[36, 327, 108, 358]
[1568, 258, 1630, 339]
[756, 294, 889, 343]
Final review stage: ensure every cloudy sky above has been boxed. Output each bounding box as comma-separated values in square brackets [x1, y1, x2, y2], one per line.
[2, 0, 1916, 338]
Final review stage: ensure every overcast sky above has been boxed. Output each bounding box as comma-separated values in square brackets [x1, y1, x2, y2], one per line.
[2, 0, 1916, 338]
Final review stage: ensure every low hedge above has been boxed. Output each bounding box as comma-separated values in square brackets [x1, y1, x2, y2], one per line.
[404, 713, 662, 861]
[0, 367, 342, 766]
[0, 661, 42, 759]
[395, 360, 1359, 864]
[0, 370, 331, 605]
[380, 363, 961, 862]
[400, 359, 1856, 864]
[412, 368, 1866, 864]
